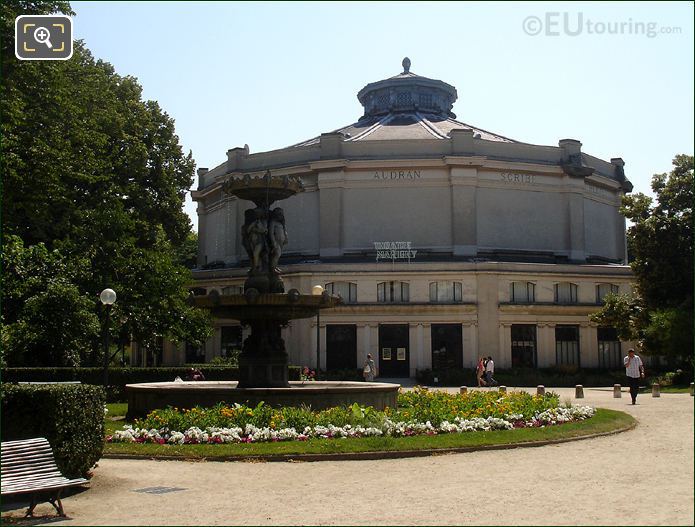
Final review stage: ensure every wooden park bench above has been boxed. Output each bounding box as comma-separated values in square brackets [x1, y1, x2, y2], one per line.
[1, 437, 88, 517]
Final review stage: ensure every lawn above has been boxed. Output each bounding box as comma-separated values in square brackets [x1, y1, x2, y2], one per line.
[102, 405, 635, 460]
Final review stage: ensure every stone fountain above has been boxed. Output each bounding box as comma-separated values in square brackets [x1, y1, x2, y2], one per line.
[125, 171, 399, 419]
[199, 170, 338, 388]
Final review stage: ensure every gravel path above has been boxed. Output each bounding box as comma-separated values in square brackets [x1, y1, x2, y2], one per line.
[4, 387, 693, 526]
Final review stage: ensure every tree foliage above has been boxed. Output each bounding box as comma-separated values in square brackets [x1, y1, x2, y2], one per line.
[1, 0, 211, 366]
[591, 155, 694, 362]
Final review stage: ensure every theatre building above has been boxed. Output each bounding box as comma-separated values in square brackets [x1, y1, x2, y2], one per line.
[173, 59, 638, 376]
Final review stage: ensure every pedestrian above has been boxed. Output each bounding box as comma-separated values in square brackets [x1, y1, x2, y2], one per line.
[484, 356, 497, 386]
[187, 368, 205, 381]
[623, 348, 644, 405]
[363, 353, 377, 382]
[476, 356, 486, 387]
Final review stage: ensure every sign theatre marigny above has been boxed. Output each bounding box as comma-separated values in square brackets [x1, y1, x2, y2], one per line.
[374, 242, 417, 262]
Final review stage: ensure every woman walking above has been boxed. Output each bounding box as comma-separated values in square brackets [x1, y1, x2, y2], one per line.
[363, 353, 377, 382]
[476, 357, 486, 387]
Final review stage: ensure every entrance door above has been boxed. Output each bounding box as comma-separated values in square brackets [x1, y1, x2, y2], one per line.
[511, 325, 537, 367]
[378, 324, 409, 377]
[326, 325, 357, 371]
[431, 324, 463, 370]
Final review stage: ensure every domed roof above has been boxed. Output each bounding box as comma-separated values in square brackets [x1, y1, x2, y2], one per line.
[290, 58, 516, 147]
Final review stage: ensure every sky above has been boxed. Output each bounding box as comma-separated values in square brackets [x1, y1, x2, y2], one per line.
[70, 1, 694, 231]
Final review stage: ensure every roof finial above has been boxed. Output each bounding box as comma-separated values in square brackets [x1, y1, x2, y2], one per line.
[402, 57, 411, 73]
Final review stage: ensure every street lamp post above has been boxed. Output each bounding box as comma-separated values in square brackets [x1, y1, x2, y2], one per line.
[311, 285, 324, 377]
[100, 288, 117, 387]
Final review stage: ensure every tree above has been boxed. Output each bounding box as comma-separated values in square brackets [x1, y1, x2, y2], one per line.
[1, 0, 211, 366]
[1, 236, 100, 367]
[591, 155, 693, 364]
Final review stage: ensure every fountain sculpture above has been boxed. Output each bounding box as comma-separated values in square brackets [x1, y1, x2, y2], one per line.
[199, 170, 339, 388]
[125, 170, 399, 419]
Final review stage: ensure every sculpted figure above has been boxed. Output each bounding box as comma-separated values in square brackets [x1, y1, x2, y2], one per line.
[268, 207, 288, 273]
[242, 208, 268, 272]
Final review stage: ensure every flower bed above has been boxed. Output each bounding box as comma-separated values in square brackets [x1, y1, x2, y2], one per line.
[108, 389, 595, 445]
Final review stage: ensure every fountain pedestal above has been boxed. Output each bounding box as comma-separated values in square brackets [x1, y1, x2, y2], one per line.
[238, 318, 289, 388]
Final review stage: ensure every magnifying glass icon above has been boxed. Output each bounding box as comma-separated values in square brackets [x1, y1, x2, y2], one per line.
[33, 26, 53, 49]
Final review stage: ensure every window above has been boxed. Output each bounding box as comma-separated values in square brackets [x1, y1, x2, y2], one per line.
[220, 326, 242, 358]
[598, 327, 621, 369]
[325, 282, 357, 303]
[396, 92, 412, 105]
[419, 94, 433, 108]
[555, 325, 580, 366]
[377, 281, 409, 303]
[596, 283, 619, 303]
[429, 281, 463, 303]
[222, 285, 244, 295]
[510, 282, 535, 303]
[554, 282, 578, 304]
[511, 325, 537, 368]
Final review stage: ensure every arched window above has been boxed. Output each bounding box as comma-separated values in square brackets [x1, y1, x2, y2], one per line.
[377, 281, 409, 303]
[510, 281, 535, 303]
[554, 282, 578, 304]
[596, 283, 619, 303]
[429, 281, 462, 303]
[325, 282, 357, 303]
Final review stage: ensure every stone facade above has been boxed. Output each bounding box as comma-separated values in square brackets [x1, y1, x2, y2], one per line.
[178, 60, 637, 376]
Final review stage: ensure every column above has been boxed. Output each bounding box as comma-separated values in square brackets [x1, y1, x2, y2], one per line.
[357, 323, 369, 366]
[318, 171, 344, 258]
[498, 323, 512, 368]
[580, 323, 597, 368]
[204, 328, 220, 362]
[450, 167, 478, 257]
[537, 323, 556, 367]
[462, 322, 478, 368]
[319, 324, 327, 371]
[369, 324, 379, 358]
[567, 183, 586, 262]
[310, 320, 318, 369]
[422, 323, 432, 370]
[415, 323, 425, 372]
[409, 323, 419, 377]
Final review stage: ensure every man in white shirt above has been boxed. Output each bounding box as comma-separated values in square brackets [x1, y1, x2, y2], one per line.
[484, 356, 497, 386]
[623, 348, 644, 405]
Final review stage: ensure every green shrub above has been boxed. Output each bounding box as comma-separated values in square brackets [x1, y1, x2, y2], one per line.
[1, 383, 106, 478]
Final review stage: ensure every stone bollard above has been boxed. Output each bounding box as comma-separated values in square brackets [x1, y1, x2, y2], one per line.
[537, 385, 545, 396]
[499, 386, 507, 393]
[652, 383, 661, 397]
[460, 386, 467, 395]
[690, 382, 694, 396]
[575, 385, 584, 398]
[613, 384, 622, 398]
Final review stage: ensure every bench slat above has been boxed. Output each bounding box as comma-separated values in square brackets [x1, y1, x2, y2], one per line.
[2, 448, 54, 458]
[3, 469, 63, 479]
[3, 454, 57, 464]
[2, 479, 88, 495]
[2, 477, 87, 489]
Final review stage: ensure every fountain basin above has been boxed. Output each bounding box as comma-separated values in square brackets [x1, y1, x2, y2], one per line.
[125, 381, 400, 420]
[192, 293, 339, 321]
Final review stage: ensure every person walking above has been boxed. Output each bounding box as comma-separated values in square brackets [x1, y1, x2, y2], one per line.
[623, 348, 644, 405]
[363, 353, 377, 382]
[476, 357, 486, 387]
[484, 356, 497, 386]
